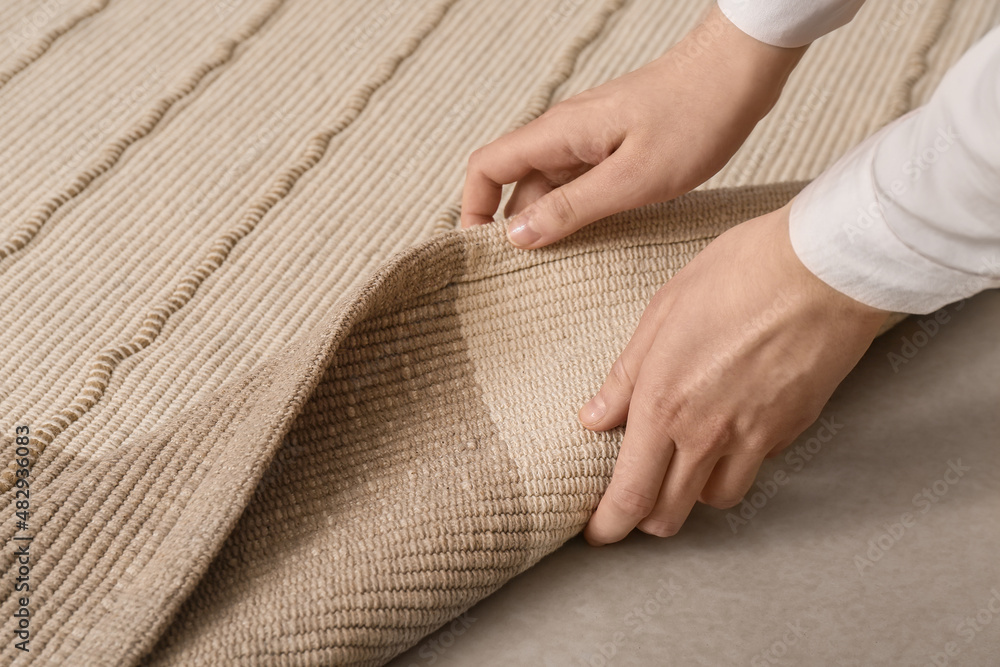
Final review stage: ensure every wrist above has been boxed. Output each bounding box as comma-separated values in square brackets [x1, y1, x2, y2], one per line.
[670, 5, 807, 120]
[771, 203, 891, 325]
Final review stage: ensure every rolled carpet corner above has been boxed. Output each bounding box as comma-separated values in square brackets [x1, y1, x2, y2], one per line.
[140, 181, 896, 665]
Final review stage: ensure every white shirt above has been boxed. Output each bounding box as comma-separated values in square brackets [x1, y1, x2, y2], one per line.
[718, 0, 1000, 314]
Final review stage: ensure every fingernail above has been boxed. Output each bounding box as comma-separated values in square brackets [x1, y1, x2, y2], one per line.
[507, 214, 540, 247]
[582, 395, 606, 423]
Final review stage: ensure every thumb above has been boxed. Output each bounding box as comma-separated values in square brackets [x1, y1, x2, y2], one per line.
[506, 149, 641, 249]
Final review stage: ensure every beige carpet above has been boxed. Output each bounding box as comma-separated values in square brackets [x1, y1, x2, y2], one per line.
[0, 0, 996, 664]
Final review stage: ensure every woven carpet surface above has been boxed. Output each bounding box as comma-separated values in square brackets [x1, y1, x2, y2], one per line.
[0, 0, 997, 664]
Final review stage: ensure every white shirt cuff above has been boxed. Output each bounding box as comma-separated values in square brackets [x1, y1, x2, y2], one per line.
[789, 123, 993, 314]
[717, 0, 866, 48]
[788, 27, 1000, 315]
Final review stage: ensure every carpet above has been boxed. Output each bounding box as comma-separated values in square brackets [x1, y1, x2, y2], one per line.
[0, 0, 996, 664]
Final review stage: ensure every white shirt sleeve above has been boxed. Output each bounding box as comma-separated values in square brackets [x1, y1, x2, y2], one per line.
[788, 26, 1000, 314]
[717, 0, 867, 47]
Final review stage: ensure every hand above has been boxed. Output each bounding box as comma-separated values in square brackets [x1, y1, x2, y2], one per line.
[579, 204, 890, 545]
[460, 5, 806, 248]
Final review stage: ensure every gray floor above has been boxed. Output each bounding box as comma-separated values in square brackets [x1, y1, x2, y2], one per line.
[391, 290, 1000, 667]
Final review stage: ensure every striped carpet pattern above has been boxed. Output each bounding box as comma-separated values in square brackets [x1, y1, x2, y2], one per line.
[0, 0, 995, 663]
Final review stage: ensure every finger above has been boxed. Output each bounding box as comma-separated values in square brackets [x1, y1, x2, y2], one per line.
[584, 418, 675, 546]
[584, 358, 682, 546]
[506, 147, 642, 248]
[580, 290, 672, 431]
[636, 446, 719, 537]
[697, 452, 766, 509]
[503, 171, 555, 218]
[460, 119, 568, 229]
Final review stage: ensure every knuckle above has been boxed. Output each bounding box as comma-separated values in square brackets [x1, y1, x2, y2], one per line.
[466, 148, 482, 170]
[535, 105, 569, 131]
[607, 358, 635, 393]
[683, 438, 722, 462]
[608, 484, 657, 519]
[794, 409, 822, 434]
[746, 432, 778, 457]
[542, 187, 579, 231]
[639, 518, 682, 537]
[634, 389, 681, 430]
[645, 286, 673, 312]
[695, 415, 736, 450]
[576, 135, 615, 166]
[701, 491, 743, 510]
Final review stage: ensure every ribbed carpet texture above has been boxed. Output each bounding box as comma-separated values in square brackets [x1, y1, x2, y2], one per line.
[0, 0, 996, 664]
